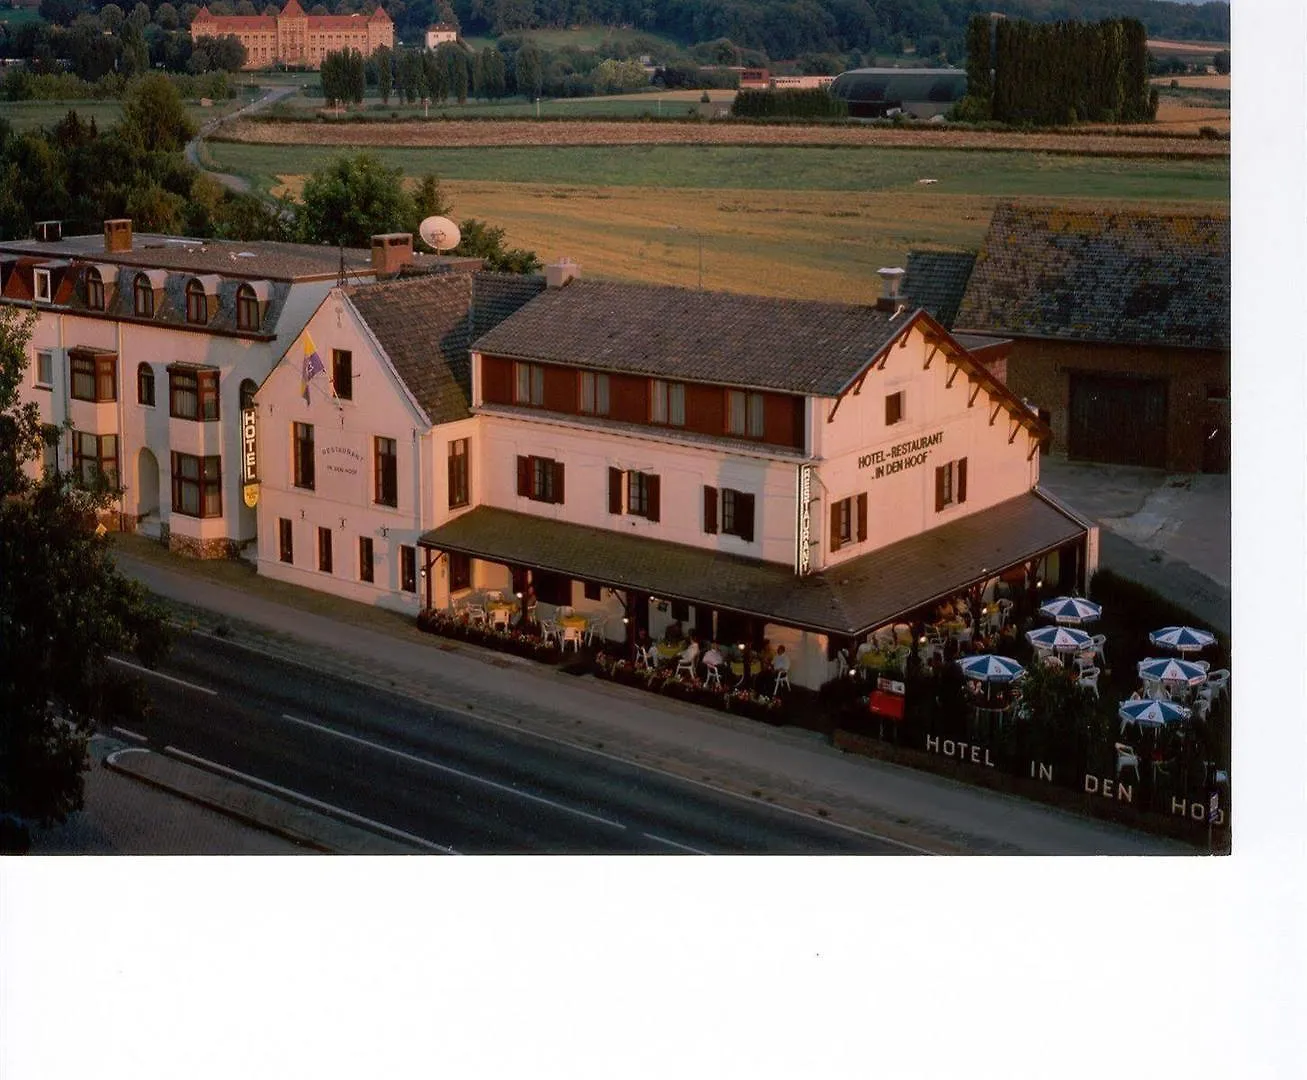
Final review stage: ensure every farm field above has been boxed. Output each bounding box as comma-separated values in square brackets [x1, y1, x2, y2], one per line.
[1, 94, 259, 132]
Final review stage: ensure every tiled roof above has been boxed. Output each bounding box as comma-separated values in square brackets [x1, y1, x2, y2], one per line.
[471, 272, 546, 339]
[417, 492, 1085, 636]
[954, 203, 1230, 349]
[904, 250, 976, 328]
[471, 280, 908, 396]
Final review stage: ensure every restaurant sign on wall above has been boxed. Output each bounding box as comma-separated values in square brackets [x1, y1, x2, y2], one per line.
[795, 463, 813, 576]
[241, 406, 259, 508]
[858, 430, 944, 480]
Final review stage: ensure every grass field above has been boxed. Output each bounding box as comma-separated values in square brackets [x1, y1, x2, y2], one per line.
[269, 94, 722, 120]
[0, 8, 42, 26]
[1, 94, 258, 132]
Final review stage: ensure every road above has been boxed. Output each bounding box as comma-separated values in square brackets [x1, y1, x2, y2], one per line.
[185, 85, 298, 195]
[122, 630, 917, 854]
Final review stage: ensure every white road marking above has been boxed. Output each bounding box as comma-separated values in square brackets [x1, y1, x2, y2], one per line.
[642, 833, 708, 854]
[163, 745, 456, 854]
[111, 727, 149, 742]
[109, 656, 217, 696]
[280, 712, 628, 832]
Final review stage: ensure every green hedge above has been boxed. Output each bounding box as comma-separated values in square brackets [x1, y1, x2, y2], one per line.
[730, 88, 847, 119]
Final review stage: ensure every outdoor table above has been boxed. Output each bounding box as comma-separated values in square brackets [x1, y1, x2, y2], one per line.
[486, 601, 515, 629]
[559, 615, 587, 630]
[655, 642, 683, 667]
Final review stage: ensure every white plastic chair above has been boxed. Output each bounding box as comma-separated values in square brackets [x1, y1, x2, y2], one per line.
[540, 619, 560, 647]
[1206, 669, 1231, 700]
[1090, 633, 1107, 667]
[489, 607, 511, 631]
[1076, 666, 1100, 699]
[561, 624, 583, 653]
[1192, 659, 1210, 672]
[704, 663, 722, 689]
[584, 616, 606, 647]
[772, 658, 791, 695]
[1115, 743, 1141, 784]
[674, 642, 699, 679]
[464, 604, 486, 626]
[634, 644, 652, 671]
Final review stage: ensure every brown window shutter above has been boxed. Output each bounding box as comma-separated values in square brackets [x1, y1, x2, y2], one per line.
[703, 485, 718, 534]
[552, 460, 565, 504]
[935, 465, 945, 512]
[829, 503, 840, 552]
[856, 492, 867, 542]
[608, 467, 623, 514]
[647, 474, 661, 522]
[517, 455, 530, 497]
[738, 493, 755, 542]
[447, 451, 457, 502]
[957, 457, 968, 504]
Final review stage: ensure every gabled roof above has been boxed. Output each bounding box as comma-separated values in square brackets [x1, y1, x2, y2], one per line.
[904, 250, 976, 328]
[954, 203, 1230, 350]
[471, 280, 909, 396]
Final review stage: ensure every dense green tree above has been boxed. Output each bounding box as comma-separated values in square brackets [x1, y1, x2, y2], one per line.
[0, 306, 169, 853]
[513, 40, 543, 98]
[473, 45, 507, 98]
[374, 44, 394, 104]
[120, 73, 197, 152]
[128, 1, 151, 30]
[1213, 49, 1230, 76]
[453, 217, 541, 273]
[156, 3, 181, 30]
[295, 151, 417, 247]
[100, 3, 126, 32]
[409, 172, 453, 236]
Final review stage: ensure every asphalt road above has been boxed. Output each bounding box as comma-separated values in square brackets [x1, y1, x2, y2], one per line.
[123, 630, 917, 854]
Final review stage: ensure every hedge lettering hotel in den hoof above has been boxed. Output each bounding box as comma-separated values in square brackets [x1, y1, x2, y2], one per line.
[251, 248, 1096, 691]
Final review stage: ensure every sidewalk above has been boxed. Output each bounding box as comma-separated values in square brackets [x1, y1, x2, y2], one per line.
[111, 537, 1190, 855]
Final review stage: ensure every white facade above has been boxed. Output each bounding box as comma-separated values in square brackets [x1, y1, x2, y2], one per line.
[425, 26, 458, 48]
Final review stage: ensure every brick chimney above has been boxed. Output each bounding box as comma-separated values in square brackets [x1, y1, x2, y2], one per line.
[875, 266, 906, 312]
[371, 233, 414, 278]
[104, 219, 133, 253]
[545, 257, 581, 289]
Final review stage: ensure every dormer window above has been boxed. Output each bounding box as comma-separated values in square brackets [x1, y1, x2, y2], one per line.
[34, 268, 52, 303]
[86, 267, 105, 310]
[186, 279, 208, 324]
[134, 273, 154, 318]
[236, 284, 259, 331]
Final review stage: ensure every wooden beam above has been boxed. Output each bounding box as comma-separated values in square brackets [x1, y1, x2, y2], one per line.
[945, 362, 962, 389]
[827, 395, 843, 423]
[989, 401, 1002, 425]
[1008, 416, 1020, 444]
[968, 379, 983, 407]
[851, 368, 870, 395]
[922, 343, 940, 370]
[1027, 436, 1042, 461]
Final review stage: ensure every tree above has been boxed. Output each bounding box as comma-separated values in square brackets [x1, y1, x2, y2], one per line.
[0, 306, 169, 852]
[374, 44, 393, 104]
[408, 172, 452, 236]
[453, 217, 540, 273]
[156, 2, 181, 30]
[120, 73, 197, 153]
[295, 152, 416, 247]
[100, 3, 126, 32]
[514, 40, 542, 99]
[128, 0, 151, 30]
[1213, 50, 1230, 75]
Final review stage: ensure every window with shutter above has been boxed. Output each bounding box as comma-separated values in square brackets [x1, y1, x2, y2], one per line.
[646, 474, 661, 522]
[957, 457, 968, 504]
[935, 465, 946, 512]
[516, 455, 530, 497]
[551, 460, 565, 504]
[608, 467, 623, 514]
[628, 471, 648, 517]
[885, 391, 904, 426]
[857, 492, 868, 541]
[737, 492, 755, 542]
[936, 459, 966, 511]
[703, 485, 718, 534]
[830, 498, 853, 550]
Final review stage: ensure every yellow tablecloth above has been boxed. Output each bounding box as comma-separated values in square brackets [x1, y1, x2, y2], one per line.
[560, 615, 587, 630]
[487, 602, 515, 614]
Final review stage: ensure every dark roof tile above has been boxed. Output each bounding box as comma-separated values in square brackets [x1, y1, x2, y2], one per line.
[904, 250, 976, 327]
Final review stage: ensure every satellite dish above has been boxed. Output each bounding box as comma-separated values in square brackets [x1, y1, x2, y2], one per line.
[419, 216, 461, 253]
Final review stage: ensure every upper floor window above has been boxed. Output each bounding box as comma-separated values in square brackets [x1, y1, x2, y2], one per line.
[133, 273, 154, 318]
[70, 351, 116, 403]
[332, 349, 353, 400]
[73, 431, 118, 490]
[885, 391, 904, 426]
[579, 371, 610, 416]
[514, 361, 544, 406]
[236, 284, 260, 331]
[374, 435, 397, 507]
[185, 279, 209, 324]
[650, 379, 685, 426]
[86, 268, 105, 311]
[137, 363, 155, 407]
[448, 438, 469, 509]
[517, 454, 564, 504]
[34, 350, 53, 389]
[293, 422, 315, 490]
[935, 458, 968, 512]
[169, 367, 219, 421]
[726, 390, 765, 438]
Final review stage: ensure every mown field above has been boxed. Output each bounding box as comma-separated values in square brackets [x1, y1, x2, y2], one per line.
[1, 93, 259, 133]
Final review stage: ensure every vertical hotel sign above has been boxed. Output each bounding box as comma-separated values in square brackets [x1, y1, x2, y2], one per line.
[795, 463, 812, 576]
[241, 406, 259, 507]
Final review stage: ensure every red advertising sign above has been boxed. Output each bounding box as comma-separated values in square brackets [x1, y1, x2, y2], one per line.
[869, 690, 905, 720]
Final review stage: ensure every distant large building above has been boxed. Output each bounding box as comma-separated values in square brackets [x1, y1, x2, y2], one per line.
[190, 0, 394, 71]
[828, 68, 968, 118]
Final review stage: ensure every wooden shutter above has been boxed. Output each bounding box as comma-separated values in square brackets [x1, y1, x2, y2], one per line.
[737, 492, 755, 542]
[608, 467, 623, 514]
[703, 485, 718, 534]
[552, 460, 565, 504]
[957, 458, 968, 504]
[516, 455, 530, 497]
[647, 474, 661, 522]
[856, 492, 867, 542]
[935, 465, 945, 512]
[829, 503, 840, 552]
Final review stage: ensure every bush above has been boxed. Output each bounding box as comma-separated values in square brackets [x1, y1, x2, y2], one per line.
[730, 88, 847, 120]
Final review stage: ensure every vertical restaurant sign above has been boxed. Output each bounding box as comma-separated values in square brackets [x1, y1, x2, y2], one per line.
[795, 463, 812, 576]
[241, 405, 259, 507]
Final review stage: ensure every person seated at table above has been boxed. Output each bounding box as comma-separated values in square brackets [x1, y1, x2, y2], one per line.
[856, 639, 874, 661]
[634, 627, 653, 661]
[677, 637, 700, 666]
[772, 645, 790, 682]
[702, 641, 724, 675]
[663, 620, 684, 645]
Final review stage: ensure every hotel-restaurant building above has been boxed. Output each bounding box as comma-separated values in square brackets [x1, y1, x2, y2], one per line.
[255, 256, 1097, 689]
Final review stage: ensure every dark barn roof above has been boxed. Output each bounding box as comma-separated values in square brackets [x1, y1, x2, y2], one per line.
[829, 68, 967, 105]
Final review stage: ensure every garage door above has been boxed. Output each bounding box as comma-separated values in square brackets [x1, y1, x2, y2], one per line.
[1068, 374, 1168, 468]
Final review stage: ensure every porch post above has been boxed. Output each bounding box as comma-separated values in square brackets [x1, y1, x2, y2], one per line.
[423, 547, 433, 611]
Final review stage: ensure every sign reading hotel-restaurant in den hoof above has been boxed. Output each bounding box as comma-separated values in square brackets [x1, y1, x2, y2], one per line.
[858, 430, 944, 479]
[241, 406, 259, 508]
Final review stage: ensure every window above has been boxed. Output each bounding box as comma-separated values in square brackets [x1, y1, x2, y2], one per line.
[449, 551, 471, 592]
[830, 497, 853, 550]
[73, 431, 118, 489]
[170, 452, 221, 517]
[935, 458, 968, 512]
[583, 581, 602, 602]
[622, 470, 660, 521]
[236, 284, 260, 331]
[514, 361, 544, 406]
[885, 391, 904, 426]
[86, 268, 105, 311]
[70, 351, 116, 403]
[169, 367, 219, 420]
[448, 438, 469, 508]
[137, 363, 155, 407]
[726, 391, 765, 438]
[516, 454, 564, 504]
[34, 268, 51, 303]
[332, 349, 353, 400]
[720, 488, 756, 541]
[318, 526, 333, 573]
[374, 436, 397, 506]
[41, 426, 58, 476]
[185, 279, 209, 324]
[239, 378, 258, 411]
[293, 422, 315, 490]
[579, 371, 610, 416]
[279, 518, 294, 563]
[133, 274, 154, 318]
[359, 537, 374, 582]
[34, 350, 53, 389]
[650, 379, 685, 426]
[400, 545, 417, 593]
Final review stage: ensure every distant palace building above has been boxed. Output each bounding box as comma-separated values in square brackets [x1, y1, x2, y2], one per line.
[190, 0, 394, 70]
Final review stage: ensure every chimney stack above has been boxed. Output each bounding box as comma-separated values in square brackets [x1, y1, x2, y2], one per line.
[545, 258, 581, 289]
[875, 266, 906, 312]
[371, 233, 414, 278]
[104, 219, 133, 253]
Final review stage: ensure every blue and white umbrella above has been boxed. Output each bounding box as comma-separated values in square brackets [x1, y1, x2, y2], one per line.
[1025, 625, 1093, 653]
[1137, 657, 1208, 686]
[1149, 626, 1217, 654]
[1118, 698, 1190, 730]
[959, 654, 1027, 683]
[1039, 596, 1103, 625]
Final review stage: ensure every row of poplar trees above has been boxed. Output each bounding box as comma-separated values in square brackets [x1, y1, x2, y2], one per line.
[965, 15, 1157, 126]
[320, 44, 524, 108]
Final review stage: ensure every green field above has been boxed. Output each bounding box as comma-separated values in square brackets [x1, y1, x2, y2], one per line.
[266, 94, 713, 120]
[461, 25, 684, 53]
[0, 8, 43, 26]
[1, 92, 261, 133]
[206, 141, 1230, 202]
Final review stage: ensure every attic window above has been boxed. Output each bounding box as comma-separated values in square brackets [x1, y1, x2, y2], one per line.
[186, 279, 208, 324]
[134, 273, 155, 317]
[34, 268, 52, 303]
[86, 268, 105, 310]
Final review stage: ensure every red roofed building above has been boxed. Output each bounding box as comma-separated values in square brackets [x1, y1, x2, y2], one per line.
[191, 1, 393, 70]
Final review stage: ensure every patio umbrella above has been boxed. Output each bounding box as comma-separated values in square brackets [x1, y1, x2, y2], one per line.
[1137, 657, 1208, 686]
[1039, 596, 1103, 625]
[1025, 625, 1093, 653]
[1118, 698, 1191, 730]
[1149, 626, 1217, 654]
[959, 654, 1027, 683]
